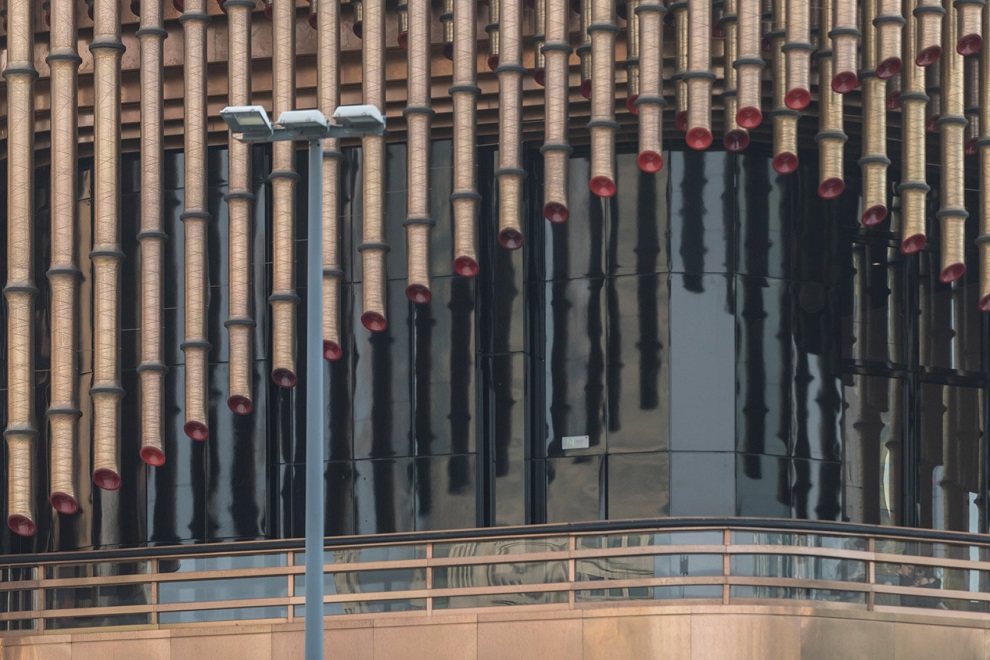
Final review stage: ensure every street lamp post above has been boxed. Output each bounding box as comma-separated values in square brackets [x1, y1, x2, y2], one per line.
[221, 105, 386, 660]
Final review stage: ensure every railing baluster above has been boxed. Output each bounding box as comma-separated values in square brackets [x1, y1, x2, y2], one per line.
[866, 537, 876, 611]
[425, 543, 433, 615]
[286, 551, 295, 623]
[568, 536, 576, 609]
[150, 558, 159, 627]
[723, 529, 731, 604]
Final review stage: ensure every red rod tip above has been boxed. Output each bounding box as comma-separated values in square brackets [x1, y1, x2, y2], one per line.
[900, 233, 927, 254]
[308, 12, 317, 29]
[886, 91, 901, 110]
[183, 421, 209, 442]
[958, 34, 982, 56]
[831, 71, 860, 93]
[442, 42, 454, 60]
[785, 88, 811, 110]
[637, 150, 664, 172]
[454, 256, 480, 277]
[7, 515, 36, 537]
[271, 368, 298, 388]
[723, 130, 750, 152]
[818, 177, 845, 199]
[926, 114, 940, 134]
[361, 311, 388, 332]
[939, 263, 966, 284]
[966, 138, 979, 156]
[979, 294, 990, 313]
[590, 176, 617, 197]
[397, 31, 408, 48]
[93, 469, 122, 491]
[876, 57, 902, 79]
[498, 227, 525, 250]
[580, 78, 592, 99]
[686, 127, 713, 151]
[772, 152, 799, 174]
[534, 68, 546, 86]
[352, 21, 362, 37]
[544, 201, 570, 223]
[861, 205, 888, 227]
[50, 492, 80, 515]
[140, 446, 167, 467]
[406, 284, 432, 304]
[674, 111, 688, 133]
[228, 395, 254, 415]
[488, 54, 500, 71]
[916, 45, 941, 66]
[323, 340, 343, 361]
[736, 106, 763, 129]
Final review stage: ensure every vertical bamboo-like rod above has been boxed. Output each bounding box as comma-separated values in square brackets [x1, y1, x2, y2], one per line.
[638, 0, 667, 164]
[4, 0, 38, 534]
[625, 0, 639, 110]
[900, 0, 930, 252]
[398, 0, 409, 47]
[861, 0, 890, 225]
[887, 68, 902, 106]
[784, 0, 812, 108]
[497, 0, 527, 244]
[90, 0, 125, 490]
[978, 0, 990, 308]
[452, 0, 481, 272]
[818, 0, 847, 193]
[735, 0, 764, 128]
[831, 0, 860, 91]
[965, 55, 979, 154]
[926, 59, 941, 131]
[589, 0, 619, 192]
[352, 0, 364, 37]
[227, 0, 257, 403]
[534, 0, 547, 84]
[672, 1, 688, 131]
[915, 0, 944, 65]
[543, 0, 573, 215]
[954, 0, 983, 54]
[685, 0, 713, 149]
[441, 0, 453, 58]
[938, 0, 967, 282]
[181, 0, 210, 440]
[876, 0, 904, 77]
[271, 0, 301, 375]
[137, 0, 168, 455]
[579, 0, 591, 97]
[405, 0, 433, 302]
[319, 0, 345, 357]
[771, 0, 799, 173]
[361, 0, 389, 328]
[48, 0, 83, 509]
[488, 0, 501, 70]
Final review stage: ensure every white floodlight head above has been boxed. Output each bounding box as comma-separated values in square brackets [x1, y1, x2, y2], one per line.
[276, 109, 331, 136]
[331, 104, 386, 136]
[220, 105, 274, 141]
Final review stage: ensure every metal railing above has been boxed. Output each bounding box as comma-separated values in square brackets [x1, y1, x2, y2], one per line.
[2, 520, 989, 634]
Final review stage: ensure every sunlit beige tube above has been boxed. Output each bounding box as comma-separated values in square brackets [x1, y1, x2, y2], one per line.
[735, 0, 764, 127]
[497, 0, 526, 244]
[588, 0, 619, 193]
[542, 0, 572, 216]
[876, 0, 904, 77]
[319, 0, 345, 356]
[361, 0, 389, 328]
[534, 0, 546, 84]
[915, 0, 944, 65]
[488, 0, 501, 70]
[47, 0, 84, 509]
[90, 0, 125, 490]
[271, 0, 301, 376]
[899, 0, 929, 253]
[181, 0, 210, 440]
[938, 0, 967, 282]
[672, 1, 688, 131]
[816, 0, 847, 192]
[953, 0, 982, 54]
[441, 0, 453, 57]
[860, 0, 889, 224]
[452, 0, 481, 272]
[405, 0, 433, 302]
[226, 0, 257, 403]
[684, 0, 713, 149]
[831, 0, 860, 92]
[5, 0, 38, 535]
[965, 56, 979, 155]
[135, 0, 168, 457]
[637, 0, 667, 165]
[625, 0, 639, 110]
[771, 0, 799, 173]
[926, 59, 941, 132]
[978, 0, 990, 309]
[783, 0, 812, 108]
[578, 0, 591, 97]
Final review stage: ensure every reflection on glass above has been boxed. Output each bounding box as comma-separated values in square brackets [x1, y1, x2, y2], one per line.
[578, 530, 723, 549]
[45, 562, 149, 580]
[433, 560, 568, 590]
[49, 614, 152, 630]
[45, 584, 151, 611]
[432, 537, 567, 558]
[730, 554, 866, 584]
[295, 568, 426, 598]
[291, 545, 427, 566]
[576, 585, 722, 602]
[160, 607, 287, 625]
[294, 600, 426, 617]
[435, 592, 567, 609]
[576, 554, 721, 582]
[730, 586, 865, 604]
[158, 576, 287, 604]
[164, 554, 286, 574]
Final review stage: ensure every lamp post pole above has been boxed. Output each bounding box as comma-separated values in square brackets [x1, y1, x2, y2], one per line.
[304, 137, 325, 660]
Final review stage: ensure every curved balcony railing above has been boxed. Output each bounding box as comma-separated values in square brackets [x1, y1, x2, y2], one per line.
[1, 519, 989, 633]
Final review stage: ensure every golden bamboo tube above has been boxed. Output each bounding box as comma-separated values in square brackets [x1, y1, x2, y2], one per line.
[542, 0, 572, 216]
[915, 0, 944, 65]
[136, 0, 168, 457]
[684, 0, 713, 149]
[488, 0, 501, 71]
[272, 0, 301, 376]
[5, 0, 38, 534]
[817, 0, 847, 193]
[783, 0, 812, 108]
[926, 60, 941, 132]
[938, 0, 967, 282]
[625, 0, 639, 110]
[965, 55, 979, 154]
[352, 0, 363, 37]
[578, 0, 591, 97]
[978, 0, 990, 309]
[47, 0, 83, 509]
[319, 0, 345, 356]
[722, 0, 747, 150]
[860, 0, 890, 224]
[588, 0, 619, 193]
[452, 0, 481, 271]
[954, 0, 983, 54]
[831, 0, 860, 92]
[771, 0, 799, 173]
[900, 0, 929, 253]
[887, 68, 902, 106]
[398, 0, 409, 47]
[876, 0, 905, 77]
[637, 0, 667, 164]
[497, 0, 527, 244]
[226, 0, 257, 404]
[735, 0, 764, 128]
[181, 0, 210, 440]
[534, 0, 546, 84]
[361, 0, 389, 328]
[672, 1, 688, 131]
[308, 0, 317, 29]
[405, 0, 433, 302]
[441, 0, 453, 58]
[90, 0, 125, 490]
